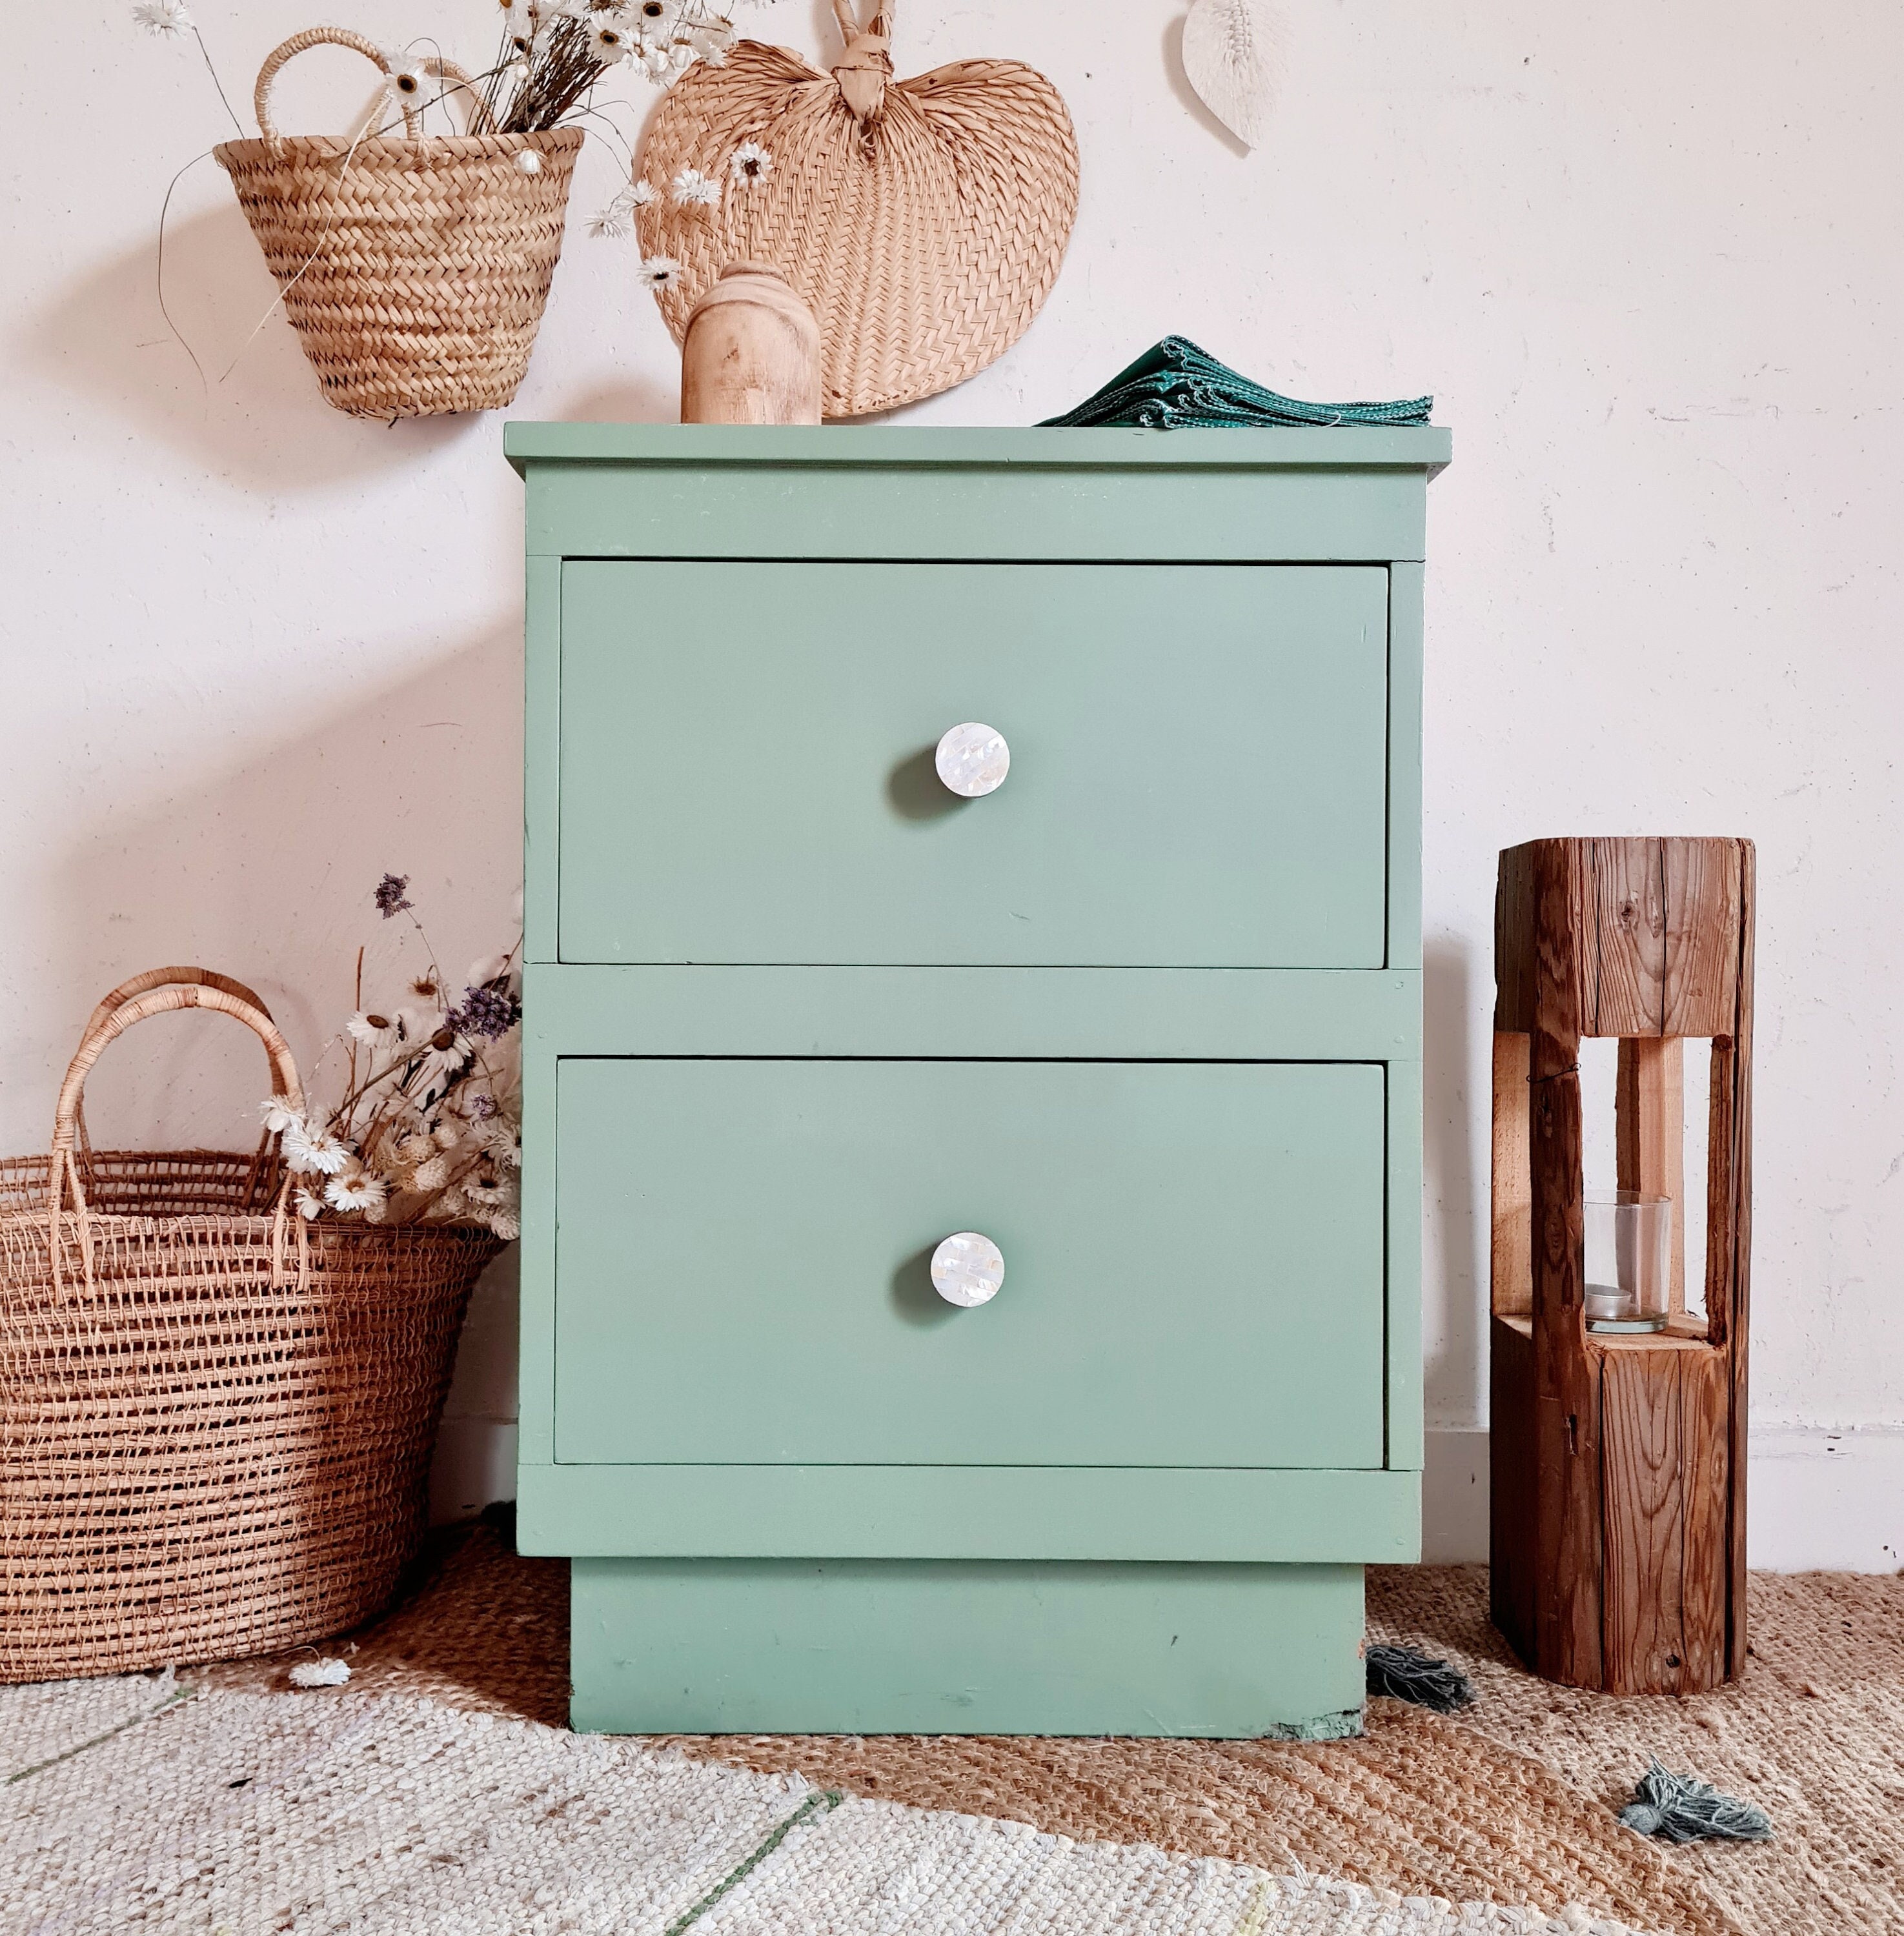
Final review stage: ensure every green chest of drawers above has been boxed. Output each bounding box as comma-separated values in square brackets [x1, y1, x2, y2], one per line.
[507, 423, 1450, 1738]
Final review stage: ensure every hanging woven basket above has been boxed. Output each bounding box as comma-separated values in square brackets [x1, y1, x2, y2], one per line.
[215, 29, 582, 419]
[636, 1, 1079, 418]
[0, 969, 503, 1680]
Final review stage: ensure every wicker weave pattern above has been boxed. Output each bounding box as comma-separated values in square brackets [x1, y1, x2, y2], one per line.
[0, 976, 502, 1680]
[215, 30, 582, 420]
[636, 15, 1079, 418]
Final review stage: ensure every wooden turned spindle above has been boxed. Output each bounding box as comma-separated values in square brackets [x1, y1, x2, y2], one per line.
[1490, 837, 1754, 1694]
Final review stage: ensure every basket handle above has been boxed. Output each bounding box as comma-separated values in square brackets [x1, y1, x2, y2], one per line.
[83, 966, 275, 1048]
[253, 30, 499, 142]
[829, 1, 894, 123]
[53, 983, 305, 1158]
[254, 27, 420, 143]
[71, 968, 289, 1165]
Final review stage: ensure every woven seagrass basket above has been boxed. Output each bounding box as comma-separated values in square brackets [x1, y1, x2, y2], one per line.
[215, 28, 582, 419]
[636, 0, 1079, 417]
[0, 969, 503, 1680]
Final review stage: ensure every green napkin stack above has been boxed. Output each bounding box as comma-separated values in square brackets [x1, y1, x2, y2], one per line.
[1039, 336, 1432, 430]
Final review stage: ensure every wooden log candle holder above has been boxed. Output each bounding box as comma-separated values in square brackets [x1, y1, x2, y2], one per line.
[1490, 838, 1755, 1693]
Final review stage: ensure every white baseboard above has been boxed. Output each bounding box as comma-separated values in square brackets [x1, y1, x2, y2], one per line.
[1422, 1424, 1904, 1572]
[427, 1415, 1904, 1573]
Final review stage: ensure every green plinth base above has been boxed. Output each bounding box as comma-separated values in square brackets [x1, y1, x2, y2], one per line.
[569, 1557, 1366, 1739]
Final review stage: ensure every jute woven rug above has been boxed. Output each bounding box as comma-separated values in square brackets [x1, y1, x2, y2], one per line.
[10, 1521, 1898, 1934]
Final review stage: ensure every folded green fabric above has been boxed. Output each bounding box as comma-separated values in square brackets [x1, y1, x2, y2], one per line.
[1038, 336, 1432, 429]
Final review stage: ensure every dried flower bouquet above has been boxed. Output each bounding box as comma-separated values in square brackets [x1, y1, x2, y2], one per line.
[263, 876, 523, 1240]
[137, 0, 741, 141]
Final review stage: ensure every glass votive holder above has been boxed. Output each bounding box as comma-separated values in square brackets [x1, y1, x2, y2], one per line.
[1583, 1190, 1672, 1333]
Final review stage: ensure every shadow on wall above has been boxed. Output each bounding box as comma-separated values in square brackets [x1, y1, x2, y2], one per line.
[1159, 15, 1251, 161]
[37, 625, 530, 1521]
[46, 626, 523, 1155]
[28, 197, 481, 488]
[1423, 936, 1481, 1421]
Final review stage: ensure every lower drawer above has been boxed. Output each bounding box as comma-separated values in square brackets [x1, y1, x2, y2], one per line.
[553, 1058, 1386, 1469]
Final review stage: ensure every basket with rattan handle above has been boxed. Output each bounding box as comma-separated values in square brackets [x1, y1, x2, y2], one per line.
[214, 28, 582, 420]
[0, 969, 503, 1680]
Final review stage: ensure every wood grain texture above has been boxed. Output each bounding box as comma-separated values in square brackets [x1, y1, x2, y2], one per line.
[1663, 838, 1742, 1038]
[1528, 841, 1601, 1688]
[1679, 1348, 1732, 1688]
[1492, 836, 1752, 1693]
[1600, 1347, 1685, 1692]
[679, 266, 823, 426]
[1492, 845, 1537, 1034]
[1488, 1312, 1537, 1664]
[1588, 838, 1665, 1036]
[1615, 1035, 1686, 1318]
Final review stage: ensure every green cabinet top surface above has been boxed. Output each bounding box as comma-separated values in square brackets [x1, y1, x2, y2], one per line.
[505, 422, 1451, 473]
[506, 425, 1448, 565]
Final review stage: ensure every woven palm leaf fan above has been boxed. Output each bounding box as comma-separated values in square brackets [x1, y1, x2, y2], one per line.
[635, 1, 1079, 418]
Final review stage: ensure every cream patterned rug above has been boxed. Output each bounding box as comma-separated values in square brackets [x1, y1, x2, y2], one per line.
[1, 1676, 1658, 1935]
[13, 1528, 1901, 1934]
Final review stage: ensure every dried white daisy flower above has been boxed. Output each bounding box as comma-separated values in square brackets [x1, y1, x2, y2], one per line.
[671, 166, 721, 208]
[347, 1011, 400, 1054]
[409, 1030, 473, 1100]
[325, 1164, 390, 1215]
[294, 1185, 325, 1221]
[394, 1132, 438, 1167]
[729, 141, 772, 188]
[381, 48, 430, 106]
[132, 0, 194, 35]
[638, 255, 684, 290]
[631, 0, 680, 40]
[589, 176, 658, 239]
[289, 1657, 351, 1689]
[283, 1120, 351, 1177]
[485, 1208, 522, 1241]
[258, 1095, 303, 1137]
[464, 1169, 516, 1207]
[588, 15, 633, 63]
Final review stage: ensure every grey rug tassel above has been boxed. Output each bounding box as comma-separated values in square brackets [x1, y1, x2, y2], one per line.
[1619, 1758, 1773, 1843]
[1364, 1644, 1476, 1714]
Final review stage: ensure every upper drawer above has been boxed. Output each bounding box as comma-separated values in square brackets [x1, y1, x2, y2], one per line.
[556, 561, 1389, 968]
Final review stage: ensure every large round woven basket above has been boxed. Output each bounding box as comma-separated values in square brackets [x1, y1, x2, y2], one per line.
[214, 29, 582, 419]
[636, 1, 1079, 418]
[0, 970, 503, 1681]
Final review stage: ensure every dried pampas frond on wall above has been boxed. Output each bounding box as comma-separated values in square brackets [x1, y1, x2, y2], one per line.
[1181, 0, 1282, 148]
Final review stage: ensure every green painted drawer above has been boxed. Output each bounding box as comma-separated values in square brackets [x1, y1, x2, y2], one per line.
[554, 1057, 1386, 1469]
[557, 561, 1389, 969]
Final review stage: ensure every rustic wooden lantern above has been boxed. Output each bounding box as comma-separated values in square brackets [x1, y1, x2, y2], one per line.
[1490, 838, 1755, 1693]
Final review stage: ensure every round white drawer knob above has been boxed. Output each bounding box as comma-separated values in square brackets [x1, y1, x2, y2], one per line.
[930, 1231, 1005, 1307]
[935, 723, 1009, 798]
